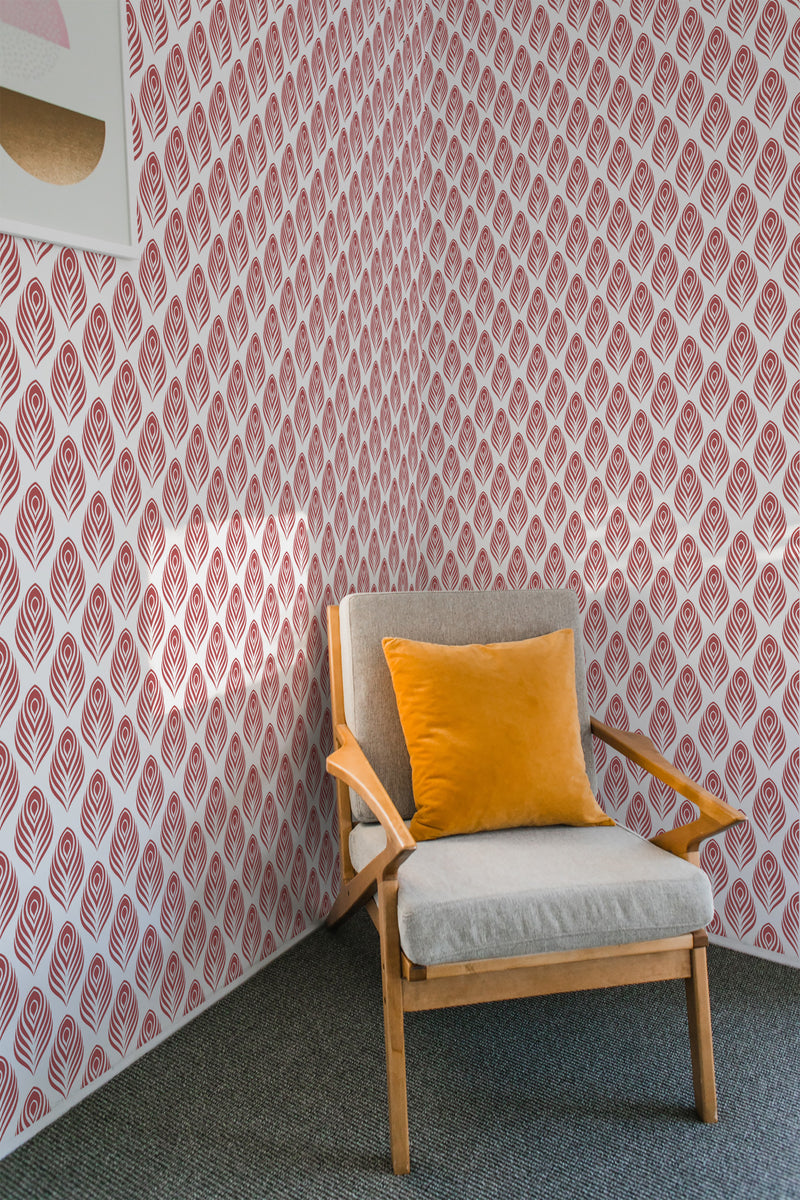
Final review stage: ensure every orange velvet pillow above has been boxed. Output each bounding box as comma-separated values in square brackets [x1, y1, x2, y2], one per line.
[382, 629, 613, 841]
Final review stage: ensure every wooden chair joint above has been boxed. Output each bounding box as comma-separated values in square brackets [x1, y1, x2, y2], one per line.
[402, 956, 427, 982]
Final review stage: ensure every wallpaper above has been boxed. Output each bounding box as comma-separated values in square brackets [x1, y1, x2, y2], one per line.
[0, 0, 423, 1154]
[416, 0, 798, 965]
[0, 0, 797, 1162]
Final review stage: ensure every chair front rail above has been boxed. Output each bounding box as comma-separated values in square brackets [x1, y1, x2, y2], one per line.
[411, 932, 698, 979]
[590, 718, 744, 860]
[402, 944, 695, 1012]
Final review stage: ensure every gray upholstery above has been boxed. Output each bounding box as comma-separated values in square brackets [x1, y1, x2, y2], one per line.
[349, 822, 714, 966]
[339, 589, 596, 823]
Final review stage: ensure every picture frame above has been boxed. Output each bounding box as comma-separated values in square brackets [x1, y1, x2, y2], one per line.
[0, 0, 138, 258]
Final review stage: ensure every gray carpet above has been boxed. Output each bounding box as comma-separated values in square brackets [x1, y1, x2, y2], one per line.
[0, 913, 798, 1200]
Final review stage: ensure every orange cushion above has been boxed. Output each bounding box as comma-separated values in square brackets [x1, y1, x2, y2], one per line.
[382, 629, 613, 842]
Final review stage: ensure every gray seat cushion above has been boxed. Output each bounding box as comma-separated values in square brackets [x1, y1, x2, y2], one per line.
[349, 822, 714, 966]
[339, 589, 596, 822]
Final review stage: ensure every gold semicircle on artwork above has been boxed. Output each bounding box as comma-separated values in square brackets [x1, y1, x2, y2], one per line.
[0, 86, 105, 184]
[0, 0, 69, 47]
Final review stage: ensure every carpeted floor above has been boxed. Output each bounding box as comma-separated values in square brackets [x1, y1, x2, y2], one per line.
[0, 913, 798, 1200]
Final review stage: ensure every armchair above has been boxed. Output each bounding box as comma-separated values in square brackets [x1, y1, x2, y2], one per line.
[325, 590, 743, 1173]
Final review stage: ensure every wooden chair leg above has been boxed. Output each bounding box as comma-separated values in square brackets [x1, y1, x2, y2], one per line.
[378, 879, 410, 1174]
[685, 940, 718, 1123]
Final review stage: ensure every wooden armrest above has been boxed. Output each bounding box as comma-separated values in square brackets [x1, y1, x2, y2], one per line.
[590, 718, 744, 860]
[325, 725, 415, 928]
[328, 725, 416, 858]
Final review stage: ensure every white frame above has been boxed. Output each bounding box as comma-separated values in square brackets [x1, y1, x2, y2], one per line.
[0, 0, 138, 259]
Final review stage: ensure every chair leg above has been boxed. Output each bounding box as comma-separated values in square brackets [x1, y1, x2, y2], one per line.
[685, 941, 718, 1123]
[378, 879, 410, 1174]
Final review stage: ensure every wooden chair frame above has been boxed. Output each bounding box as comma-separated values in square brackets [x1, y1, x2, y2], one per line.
[325, 606, 744, 1174]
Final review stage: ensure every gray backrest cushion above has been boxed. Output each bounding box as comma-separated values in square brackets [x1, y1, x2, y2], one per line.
[338, 589, 597, 822]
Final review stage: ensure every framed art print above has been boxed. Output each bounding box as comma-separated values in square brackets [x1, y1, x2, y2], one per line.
[0, 0, 137, 257]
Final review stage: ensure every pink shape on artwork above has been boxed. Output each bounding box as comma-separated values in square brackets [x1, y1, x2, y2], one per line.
[0, 0, 69, 47]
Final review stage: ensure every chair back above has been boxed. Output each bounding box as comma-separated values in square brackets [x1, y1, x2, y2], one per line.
[337, 589, 597, 822]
